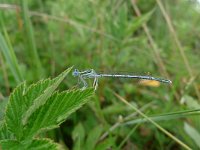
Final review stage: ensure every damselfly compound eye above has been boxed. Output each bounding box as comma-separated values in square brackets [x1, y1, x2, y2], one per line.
[72, 69, 79, 76]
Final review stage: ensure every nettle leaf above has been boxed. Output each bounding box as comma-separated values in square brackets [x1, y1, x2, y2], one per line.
[0, 98, 8, 121]
[5, 82, 26, 140]
[0, 122, 15, 140]
[26, 138, 62, 150]
[0, 139, 21, 150]
[23, 67, 72, 125]
[5, 67, 72, 140]
[3, 65, 94, 150]
[0, 138, 61, 150]
[23, 88, 93, 138]
[24, 79, 53, 111]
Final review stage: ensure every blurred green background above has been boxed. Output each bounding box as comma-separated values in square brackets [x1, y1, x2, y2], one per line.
[0, 0, 200, 149]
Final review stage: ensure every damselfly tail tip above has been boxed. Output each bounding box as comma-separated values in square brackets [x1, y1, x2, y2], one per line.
[168, 80, 172, 84]
[161, 79, 172, 84]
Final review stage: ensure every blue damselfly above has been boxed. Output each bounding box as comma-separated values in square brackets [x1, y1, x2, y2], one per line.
[72, 69, 172, 90]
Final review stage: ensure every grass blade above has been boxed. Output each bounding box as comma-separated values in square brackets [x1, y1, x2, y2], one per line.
[184, 122, 200, 148]
[114, 92, 192, 150]
[0, 13, 24, 83]
[124, 108, 200, 125]
[20, 0, 43, 78]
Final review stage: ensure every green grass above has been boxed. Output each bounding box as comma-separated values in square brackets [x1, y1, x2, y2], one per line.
[0, 13, 23, 84]
[20, 0, 44, 79]
[0, 0, 200, 149]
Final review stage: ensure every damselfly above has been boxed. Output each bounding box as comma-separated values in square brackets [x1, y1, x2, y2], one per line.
[72, 69, 172, 90]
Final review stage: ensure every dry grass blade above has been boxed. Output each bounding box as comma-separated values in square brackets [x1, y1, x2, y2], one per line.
[130, 0, 179, 100]
[156, 0, 200, 100]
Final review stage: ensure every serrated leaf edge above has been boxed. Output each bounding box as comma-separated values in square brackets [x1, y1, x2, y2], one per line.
[22, 67, 73, 125]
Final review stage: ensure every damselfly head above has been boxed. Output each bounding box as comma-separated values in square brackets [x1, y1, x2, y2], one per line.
[72, 69, 79, 77]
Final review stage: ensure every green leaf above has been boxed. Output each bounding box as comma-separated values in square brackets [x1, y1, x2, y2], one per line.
[22, 67, 72, 125]
[5, 78, 57, 140]
[85, 125, 103, 150]
[23, 89, 93, 138]
[0, 139, 21, 150]
[27, 139, 62, 150]
[0, 98, 8, 121]
[184, 122, 200, 148]
[0, 138, 61, 150]
[0, 123, 15, 140]
[5, 82, 26, 140]
[5, 67, 72, 140]
[23, 79, 54, 112]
